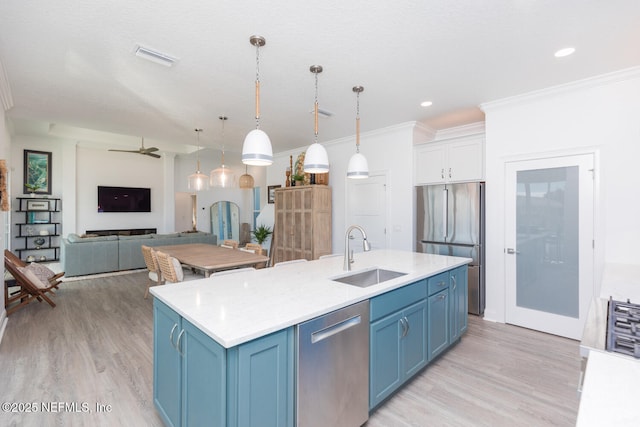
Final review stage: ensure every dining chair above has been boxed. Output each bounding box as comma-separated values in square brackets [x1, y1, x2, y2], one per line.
[210, 267, 256, 277]
[141, 245, 164, 298]
[221, 240, 239, 249]
[273, 259, 308, 268]
[155, 251, 184, 284]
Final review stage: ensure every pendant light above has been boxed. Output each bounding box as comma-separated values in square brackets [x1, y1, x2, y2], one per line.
[210, 116, 236, 187]
[347, 85, 369, 179]
[242, 35, 273, 166]
[303, 65, 329, 174]
[239, 165, 255, 189]
[188, 128, 209, 191]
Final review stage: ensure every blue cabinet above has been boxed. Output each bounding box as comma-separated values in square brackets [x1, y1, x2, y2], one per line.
[370, 280, 427, 409]
[428, 288, 449, 360]
[153, 300, 293, 427]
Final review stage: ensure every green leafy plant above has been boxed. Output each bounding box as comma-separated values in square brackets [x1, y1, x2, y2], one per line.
[24, 183, 41, 193]
[251, 224, 273, 245]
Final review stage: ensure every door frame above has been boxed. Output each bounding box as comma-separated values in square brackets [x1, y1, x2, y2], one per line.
[345, 171, 389, 251]
[503, 149, 598, 339]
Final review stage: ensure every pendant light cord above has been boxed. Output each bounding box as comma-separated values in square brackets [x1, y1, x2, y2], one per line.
[219, 116, 227, 165]
[255, 42, 261, 128]
[355, 91, 361, 153]
[195, 128, 203, 171]
[314, 71, 319, 144]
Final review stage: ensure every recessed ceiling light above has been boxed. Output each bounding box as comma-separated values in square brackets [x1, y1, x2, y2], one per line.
[554, 47, 575, 58]
[420, 101, 433, 107]
[134, 44, 177, 67]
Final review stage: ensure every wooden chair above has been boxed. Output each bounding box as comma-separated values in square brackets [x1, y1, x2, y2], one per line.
[221, 240, 239, 249]
[4, 251, 59, 314]
[155, 251, 184, 284]
[240, 243, 267, 269]
[5, 249, 64, 286]
[141, 245, 164, 298]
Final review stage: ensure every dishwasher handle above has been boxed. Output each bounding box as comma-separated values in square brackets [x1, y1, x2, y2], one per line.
[311, 315, 362, 344]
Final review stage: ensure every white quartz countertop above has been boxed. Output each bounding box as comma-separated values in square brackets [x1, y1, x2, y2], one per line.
[150, 249, 470, 348]
[577, 262, 640, 425]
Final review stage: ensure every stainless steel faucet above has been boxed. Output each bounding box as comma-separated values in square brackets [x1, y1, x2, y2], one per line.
[344, 225, 372, 271]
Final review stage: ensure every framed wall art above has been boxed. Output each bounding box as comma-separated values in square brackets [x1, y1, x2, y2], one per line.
[24, 149, 52, 195]
[268, 185, 280, 203]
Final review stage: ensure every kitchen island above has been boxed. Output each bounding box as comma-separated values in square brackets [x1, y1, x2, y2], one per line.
[150, 249, 471, 427]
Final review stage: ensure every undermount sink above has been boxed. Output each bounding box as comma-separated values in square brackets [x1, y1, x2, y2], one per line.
[332, 268, 407, 288]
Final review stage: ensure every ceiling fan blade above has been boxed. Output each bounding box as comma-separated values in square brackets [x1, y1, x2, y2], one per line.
[109, 149, 139, 153]
[145, 152, 161, 158]
[141, 147, 159, 153]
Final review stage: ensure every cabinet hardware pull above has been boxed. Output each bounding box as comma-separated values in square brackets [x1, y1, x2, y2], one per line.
[439, 294, 446, 300]
[169, 324, 178, 349]
[449, 168, 452, 178]
[176, 329, 185, 356]
[404, 316, 410, 337]
[452, 275, 457, 290]
[399, 318, 408, 338]
[441, 168, 445, 179]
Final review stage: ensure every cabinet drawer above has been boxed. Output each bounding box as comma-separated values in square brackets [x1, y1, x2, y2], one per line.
[370, 280, 426, 322]
[427, 272, 449, 296]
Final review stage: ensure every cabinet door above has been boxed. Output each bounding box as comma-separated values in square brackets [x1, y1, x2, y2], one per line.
[402, 300, 428, 378]
[233, 328, 294, 427]
[153, 301, 182, 427]
[182, 320, 226, 427]
[370, 311, 403, 409]
[449, 266, 468, 342]
[447, 139, 484, 182]
[428, 289, 449, 360]
[414, 144, 446, 184]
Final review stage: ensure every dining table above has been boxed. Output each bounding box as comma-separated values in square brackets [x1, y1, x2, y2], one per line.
[153, 243, 269, 277]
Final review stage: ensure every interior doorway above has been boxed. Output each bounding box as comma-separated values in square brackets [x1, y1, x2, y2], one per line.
[504, 153, 594, 339]
[346, 173, 388, 252]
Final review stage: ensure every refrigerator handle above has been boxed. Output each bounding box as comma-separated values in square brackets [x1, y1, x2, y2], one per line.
[443, 187, 448, 239]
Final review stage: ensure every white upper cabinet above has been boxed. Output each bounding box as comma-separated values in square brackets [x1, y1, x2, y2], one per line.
[414, 135, 485, 185]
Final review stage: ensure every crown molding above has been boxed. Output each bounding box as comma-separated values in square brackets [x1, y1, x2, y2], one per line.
[481, 66, 640, 112]
[0, 59, 14, 111]
[433, 121, 485, 141]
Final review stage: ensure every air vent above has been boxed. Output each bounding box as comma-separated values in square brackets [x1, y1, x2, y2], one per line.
[134, 45, 177, 67]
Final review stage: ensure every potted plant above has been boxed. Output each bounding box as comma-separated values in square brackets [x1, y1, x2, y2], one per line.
[251, 224, 272, 245]
[24, 183, 41, 196]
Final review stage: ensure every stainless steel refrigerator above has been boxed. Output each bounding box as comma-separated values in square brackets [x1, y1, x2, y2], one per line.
[416, 182, 485, 315]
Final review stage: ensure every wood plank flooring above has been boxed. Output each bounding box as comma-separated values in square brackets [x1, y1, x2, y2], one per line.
[0, 272, 580, 426]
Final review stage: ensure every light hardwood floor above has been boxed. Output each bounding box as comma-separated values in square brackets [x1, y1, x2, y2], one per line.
[0, 272, 580, 426]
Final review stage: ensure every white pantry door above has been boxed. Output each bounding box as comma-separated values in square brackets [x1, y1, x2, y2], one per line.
[346, 174, 387, 251]
[505, 153, 594, 339]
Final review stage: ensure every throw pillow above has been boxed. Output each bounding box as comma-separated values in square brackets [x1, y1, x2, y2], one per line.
[26, 262, 56, 282]
[170, 257, 184, 283]
[17, 266, 49, 289]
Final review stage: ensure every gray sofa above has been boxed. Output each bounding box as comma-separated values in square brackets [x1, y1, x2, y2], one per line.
[60, 231, 217, 277]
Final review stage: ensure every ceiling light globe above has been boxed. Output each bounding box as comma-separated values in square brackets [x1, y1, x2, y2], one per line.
[210, 165, 236, 188]
[347, 152, 369, 179]
[303, 142, 329, 174]
[188, 171, 209, 191]
[242, 129, 273, 166]
[239, 172, 255, 189]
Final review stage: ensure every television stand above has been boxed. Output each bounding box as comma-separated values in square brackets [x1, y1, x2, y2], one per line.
[86, 228, 157, 236]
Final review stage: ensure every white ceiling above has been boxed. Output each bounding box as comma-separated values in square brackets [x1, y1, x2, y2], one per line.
[1, 0, 639, 156]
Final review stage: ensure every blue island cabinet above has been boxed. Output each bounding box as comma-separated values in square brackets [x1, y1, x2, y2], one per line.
[369, 279, 428, 409]
[369, 265, 469, 411]
[153, 300, 294, 427]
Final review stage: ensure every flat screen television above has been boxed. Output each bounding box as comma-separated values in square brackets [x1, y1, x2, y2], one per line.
[98, 186, 151, 213]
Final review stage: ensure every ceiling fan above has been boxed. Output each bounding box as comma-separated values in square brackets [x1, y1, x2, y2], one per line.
[109, 137, 161, 158]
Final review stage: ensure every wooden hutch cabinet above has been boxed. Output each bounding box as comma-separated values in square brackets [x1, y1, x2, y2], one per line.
[272, 185, 332, 265]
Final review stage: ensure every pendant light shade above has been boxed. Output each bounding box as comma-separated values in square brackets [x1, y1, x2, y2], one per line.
[347, 152, 369, 179]
[239, 165, 255, 189]
[242, 35, 273, 166]
[210, 116, 236, 188]
[347, 85, 369, 179]
[303, 65, 329, 174]
[188, 128, 209, 191]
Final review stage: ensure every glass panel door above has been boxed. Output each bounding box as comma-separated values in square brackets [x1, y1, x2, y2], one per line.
[505, 154, 594, 339]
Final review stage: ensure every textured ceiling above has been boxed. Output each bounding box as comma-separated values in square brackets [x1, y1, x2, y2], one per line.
[1, 0, 639, 155]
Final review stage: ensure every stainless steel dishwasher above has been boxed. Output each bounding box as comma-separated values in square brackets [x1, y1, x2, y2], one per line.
[296, 300, 369, 427]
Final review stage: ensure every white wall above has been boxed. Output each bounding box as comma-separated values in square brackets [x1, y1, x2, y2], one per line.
[481, 67, 640, 323]
[0, 98, 8, 341]
[266, 122, 430, 254]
